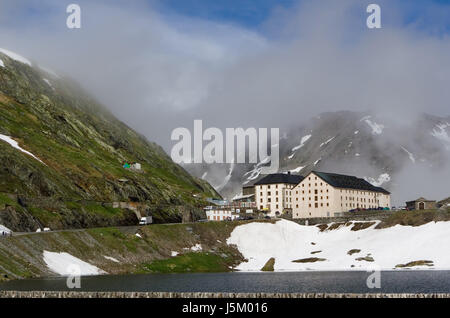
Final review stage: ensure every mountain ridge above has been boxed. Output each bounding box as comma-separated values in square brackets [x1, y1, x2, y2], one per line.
[0, 49, 219, 231]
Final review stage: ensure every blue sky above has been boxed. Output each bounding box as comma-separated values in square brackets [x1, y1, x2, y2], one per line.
[155, 0, 297, 28]
[154, 0, 450, 32]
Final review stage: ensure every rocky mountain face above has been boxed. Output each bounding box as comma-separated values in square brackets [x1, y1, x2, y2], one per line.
[0, 49, 219, 231]
[187, 111, 450, 203]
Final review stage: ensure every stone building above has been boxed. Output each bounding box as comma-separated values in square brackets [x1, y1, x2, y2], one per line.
[406, 197, 436, 210]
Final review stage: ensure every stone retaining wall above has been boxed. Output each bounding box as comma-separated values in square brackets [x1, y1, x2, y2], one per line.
[284, 211, 395, 225]
[0, 291, 449, 298]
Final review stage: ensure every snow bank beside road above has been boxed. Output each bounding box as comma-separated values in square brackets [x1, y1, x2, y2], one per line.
[227, 219, 450, 271]
[0, 225, 11, 235]
[43, 251, 106, 276]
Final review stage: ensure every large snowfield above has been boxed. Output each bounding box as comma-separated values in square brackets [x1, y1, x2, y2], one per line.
[43, 251, 106, 276]
[227, 219, 450, 271]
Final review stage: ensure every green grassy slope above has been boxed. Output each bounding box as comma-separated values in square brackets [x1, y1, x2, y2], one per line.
[0, 52, 219, 229]
[0, 221, 251, 281]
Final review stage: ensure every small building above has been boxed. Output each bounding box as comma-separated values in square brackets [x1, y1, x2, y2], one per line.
[205, 207, 239, 221]
[206, 198, 228, 206]
[131, 162, 141, 171]
[406, 197, 436, 210]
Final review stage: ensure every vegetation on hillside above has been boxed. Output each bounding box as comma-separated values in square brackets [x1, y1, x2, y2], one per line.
[0, 220, 253, 282]
[376, 209, 450, 229]
[0, 52, 219, 229]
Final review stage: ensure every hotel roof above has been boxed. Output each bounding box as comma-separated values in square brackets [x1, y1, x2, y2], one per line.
[312, 171, 390, 194]
[254, 173, 304, 186]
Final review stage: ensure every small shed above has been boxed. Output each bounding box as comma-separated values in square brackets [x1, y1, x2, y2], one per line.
[405, 197, 436, 210]
[131, 162, 141, 171]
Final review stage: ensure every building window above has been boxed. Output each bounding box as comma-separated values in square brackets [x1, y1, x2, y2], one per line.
[315, 203, 318, 208]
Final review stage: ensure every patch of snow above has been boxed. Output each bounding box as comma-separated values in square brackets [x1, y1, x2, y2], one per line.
[364, 173, 390, 187]
[0, 59, 4, 68]
[171, 251, 179, 257]
[243, 157, 270, 184]
[201, 172, 208, 180]
[216, 161, 234, 191]
[289, 166, 304, 173]
[401, 146, 416, 163]
[354, 130, 359, 135]
[38, 65, 60, 78]
[355, 153, 360, 157]
[227, 219, 450, 271]
[0, 224, 12, 235]
[361, 116, 384, 135]
[43, 78, 54, 89]
[313, 158, 321, 166]
[431, 123, 450, 144]
[287, 153, 295, 160]
[43, 251, 106, 276]
[135, 233, 142, 238]
[103, 256, 120, 263]
[190, 243, 202, 252]
[319, 136, 335, 147]
[0, 48, 31, 66]
[291, 135, 312, 152]
[0, 134, 45, 164]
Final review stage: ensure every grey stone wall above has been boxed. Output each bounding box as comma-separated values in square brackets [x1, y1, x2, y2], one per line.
[0, 291, 448, 298]
[282, 211, 396, 225]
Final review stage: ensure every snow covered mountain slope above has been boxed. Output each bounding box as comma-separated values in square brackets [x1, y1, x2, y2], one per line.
[186, 111, 450, 203]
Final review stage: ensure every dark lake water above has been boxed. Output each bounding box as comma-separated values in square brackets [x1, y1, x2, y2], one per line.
[1, 271, 449, 293]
